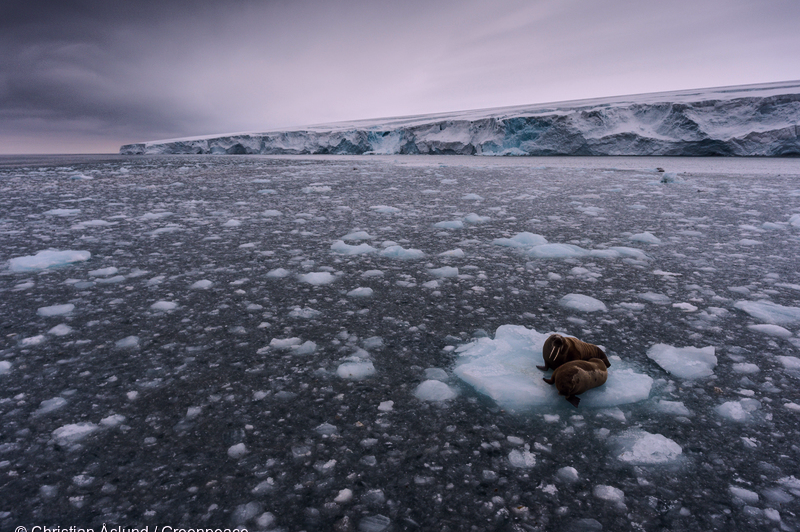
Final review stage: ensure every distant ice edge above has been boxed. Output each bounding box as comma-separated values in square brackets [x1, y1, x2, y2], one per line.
[121, 81, 800, 157]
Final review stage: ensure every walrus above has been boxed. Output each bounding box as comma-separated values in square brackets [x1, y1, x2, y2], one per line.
[537, 334, 610, 372]
[543, 358, 608, 407]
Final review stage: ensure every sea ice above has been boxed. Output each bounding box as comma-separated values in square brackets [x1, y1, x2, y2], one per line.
[379, 245, 424, 260]
[463, 213, 490, 224]
[715, 398, 761, 422]
[428, 266, 458, 278]
[434, 220, 464, 229]
[7, 250, 91, 271]
[342, 230, 373, 240]
[44, 208, 81, 216]
[454, 325, 651, 410]
[88, 267, 119, 277]
[48, 324, 73, 336]
[298, 272, 336, 285]
[331, 240, 377, 255]
[115, 336, 140, 349]
[414, 380, 457, 401]
[613, 430, 682, 464]
[266, 268, 290, 278]
[508, 449, 536, 468]
[559, 294, 607, 312]
[337, 361, 375, 380]
[493, 232, 548, 248]
[370, 205, 399, 213]
[347, 287, 373, 298]
[151, 301, 178, 311]
[0, 361, 11, 375]
[528, 244, 589, 259]
[439, 248, 465, 257]
[646, 344, 716, 379]
[190, 280, 213, 289]
[37, 304, 74, 317]
[629, 232, 661, 244]
[734, 300, 800, 325]
[52, 423, 99, 446]
[746, 324, 793, 337]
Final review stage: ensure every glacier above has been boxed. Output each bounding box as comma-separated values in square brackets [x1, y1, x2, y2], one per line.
[120, 81, 800, 157]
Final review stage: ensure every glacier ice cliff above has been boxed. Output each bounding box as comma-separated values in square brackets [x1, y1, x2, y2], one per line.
[120, 81, 800, 157]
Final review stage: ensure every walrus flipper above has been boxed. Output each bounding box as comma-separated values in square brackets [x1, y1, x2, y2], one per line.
[536, 364, 549, 371]
[566, 395, 580, 408]
[543, 376, 555, 384]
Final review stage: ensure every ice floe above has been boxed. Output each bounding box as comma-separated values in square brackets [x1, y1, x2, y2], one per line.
[7, 250, 91, 271]
[414, 380, 457, 401]
[734, 300, 800, 325]
[37, 304, 74, 317]
[646, 344, 717, 379]
[559, 294, 607, 312]
[612, 430, 682, 464]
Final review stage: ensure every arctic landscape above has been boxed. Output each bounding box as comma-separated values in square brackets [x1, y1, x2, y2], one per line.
[119, 81, 800, 158]
[2, 152, 800, 531]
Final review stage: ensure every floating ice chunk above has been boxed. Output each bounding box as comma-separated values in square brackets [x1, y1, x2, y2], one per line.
[559, 294, 607, 312]
[429, 266, 458, 278]
[35, 397, 67, 416]
[613, 430, 682, 464]
[462, 193, 484, 200]
[646, 344, 716, 379]
[139, 212, 173, 221]
[370, 205, 399, 213]
[378, 400, 394, 411]
[228, 443, 247, 459]
[37, 303, 74, 317]
[315, 422, 338, 436]
[629, 232, 661, 244]
[439, 248, 465, 257]
[21, 335, 46, 346]
[730, 486, 760, 504]
[638, 292, 671, 304]
[115, 336, 140, 349]
[379, 245, 424, 260]
[424, 368, 449, 381]
[191, 279, 213, 289]
[292, 341, 316, 355]
[331, 240, 377, 255]
[70, 173, 93, 180]
[556, 467, 579, 483]
[298, 272, 336, 285]
[0, 361, 10, 375]
[44, 208, 81, 216]
[414, 380, 457, 401]
[335, 488, 353, 503]
[89, 267, 118, 277]
[734, 300, 800, 325]
[594, 485, 625, 505]
[289, 306, 321, 318]
[777, 356, 800, 370]
[100, 414, 125, 427]
[716, 398, 761, 422]
[347, 287, 374, 298]
[7, 249, 91, 271]
[71, 219, 114, 230]
[96, 275, 125, 285]
[508, 449, 536, 468]
[52, 423, 99, 445]
[261, 209, 282, 217]
[672, 302, 698, 312]
[223, 219, 241, 227]
[342, 230, 373, 240]
[359, 515, 391, 532]
[48, 324, 73, 336]
[434, 220, 464, 229]
[463, 213, 490, 224]
[151, 301, 178, 311]
[732, 363, 760, 374]
[747, 324, 792, 337]
[738, 238, 762, 246]
[337, 361, 375, 380]
[302, 185, 331, 193]
[655, 400, 692, 416]
[454, 325, 651, 410]
[528, 244, 588, 259]
[493, 232, 548, 248]
[269, 337, 302, 349]
[266, 268, 290, 278]
[361, 269, 384, 278]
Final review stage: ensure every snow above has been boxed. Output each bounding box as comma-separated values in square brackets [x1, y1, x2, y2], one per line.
[646, 344, 717, 379]
[7, 250, 91, 271]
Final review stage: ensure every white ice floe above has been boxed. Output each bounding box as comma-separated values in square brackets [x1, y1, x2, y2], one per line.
[298, 272, 336, 285]
[777, 356, 800, 370]
[88, 267, 118, 277]
[454, 325, 652, 410]
[336, 361, 376, 380]
[414, 380, 457, 401]
[266, 268, 290, 278]
[492, 232, 548, 248]
[361, 269, 384, 278]
[734, 300, 800, 325]
[434, 220, 464, 229]
[0, 361, 11, 375]
[716, 398, 761, 422]
[428, 266, 458, 278]
[463, 213, 491, 224]
[424, 368, 449, 381]
[790, 214, 800, 228]
[370, 205, 400, 213]
[730, 486, 760, 504]
[732, 363, 760, 374]
[52, 423, 99, 446]
[508, 449, 536, 468]
[44, 208, 81, 216]
[747, 324, 793, 337]
[646, 344, 716, 379]
[439, 248, 465, 257]
[628, 232, 661, 244]
[223, 219, 241, 227]
[37, 304, 74, 317]
[139, 212, 173, 221]
[48, 324, 73, 336]
[289, 306, 321, 319]
[331, 240, 377, 255]
[638, 292, 671, 305]
[7, 249, 91, 271]
[71, 219, 114, 230]
[228, 443, 247, 459]
[559, 294, 607, 312]
[528, 244, 589, 259]
[302, 185, 331, 193]
[151, 301, 178, 311]
[379, 245, 424, 260]
[654, 400, 692, 416]
[190, 279, 213, 289]
[261, 209, 282, 217]
[594, 485, 625, 506]
[613, 430, 682, 464]
[35, 397, 67, 416]
[347, 287, 373, 298]
[268, 337, 302, 349]
[342, 230, 373, 240]
[115, 336, 140, 349]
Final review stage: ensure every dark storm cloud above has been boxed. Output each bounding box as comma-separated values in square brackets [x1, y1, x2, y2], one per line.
[2, 0, 799, 153]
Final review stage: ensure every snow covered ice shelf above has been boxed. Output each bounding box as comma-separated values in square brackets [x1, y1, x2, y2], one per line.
[1, 154, 800, 530]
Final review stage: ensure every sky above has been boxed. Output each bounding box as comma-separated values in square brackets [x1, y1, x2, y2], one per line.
[2, 0, 799, 154]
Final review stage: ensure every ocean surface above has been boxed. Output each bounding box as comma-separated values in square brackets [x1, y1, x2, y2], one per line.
[2, 154, 800, 531]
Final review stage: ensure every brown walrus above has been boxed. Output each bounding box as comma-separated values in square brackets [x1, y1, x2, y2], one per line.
[543, 358, 608, 407]
[537, 334, 610, 372]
